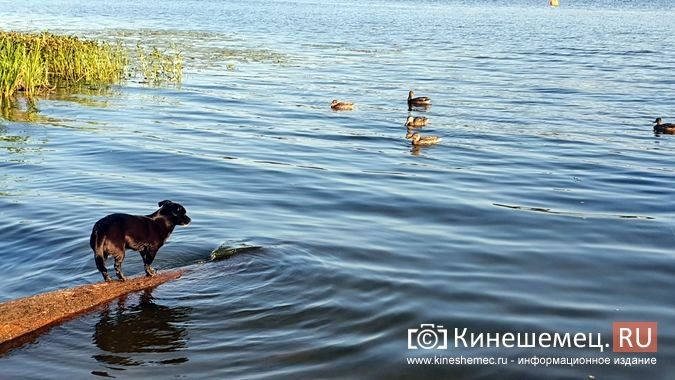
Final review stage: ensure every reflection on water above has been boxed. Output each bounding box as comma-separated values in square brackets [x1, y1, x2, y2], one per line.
[0, 76, 124, 123]
[493, 202, 656, 220]
[0, 97, 40, 122]
[407, 104, 430, 113]
[45, 85, 121, 108]
[92, 289, 191, 368]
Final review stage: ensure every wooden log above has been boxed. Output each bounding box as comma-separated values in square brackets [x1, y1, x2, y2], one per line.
[0, 270, 183, 346]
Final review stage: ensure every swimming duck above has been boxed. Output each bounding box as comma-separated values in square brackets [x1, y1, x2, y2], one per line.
[409, 133, 441, 146]
[330, 100, 354, 111]
[408, 90, 431, 107]
[653, 117, 675, 133]
[405, 115, 428, 127]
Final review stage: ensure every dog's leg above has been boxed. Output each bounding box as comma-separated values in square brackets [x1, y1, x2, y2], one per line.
[144, 264, 156, 277]
[142, 249, 157, 277]
[113, 253, 127, 282]
[95, 254, 112, 282]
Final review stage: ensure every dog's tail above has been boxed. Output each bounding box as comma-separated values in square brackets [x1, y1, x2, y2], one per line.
[90, 220, 109, 277]
[90, 220, 107, 257]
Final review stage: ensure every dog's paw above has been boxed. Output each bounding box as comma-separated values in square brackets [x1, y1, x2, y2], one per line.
[145, 265, 157, 277]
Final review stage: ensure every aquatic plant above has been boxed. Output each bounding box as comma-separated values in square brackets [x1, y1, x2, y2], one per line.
[0, 32, 128, 101]
[0, 31, 184, 104]
[208, 47, 285, 64]
[134, 43, 183, 84]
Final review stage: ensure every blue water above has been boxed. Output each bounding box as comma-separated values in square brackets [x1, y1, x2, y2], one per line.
[1, 0, 674, 378]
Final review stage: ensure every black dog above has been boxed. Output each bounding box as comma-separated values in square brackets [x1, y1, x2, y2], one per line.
[90, 200, 191, 282]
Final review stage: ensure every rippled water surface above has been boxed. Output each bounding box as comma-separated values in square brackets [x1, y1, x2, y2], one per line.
[1, 0, 674, 378]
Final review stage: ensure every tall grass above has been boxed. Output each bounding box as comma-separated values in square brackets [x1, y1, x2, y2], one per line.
[0, 36, 26, 97]
[0, 32, 127, 101]
[0, 31, 183, 104]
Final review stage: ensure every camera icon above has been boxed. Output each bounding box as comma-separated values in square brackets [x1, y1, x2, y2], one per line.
[408, 324, 448, 350]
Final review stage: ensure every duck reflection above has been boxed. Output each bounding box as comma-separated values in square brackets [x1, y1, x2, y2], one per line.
[92, 288, 191, 367]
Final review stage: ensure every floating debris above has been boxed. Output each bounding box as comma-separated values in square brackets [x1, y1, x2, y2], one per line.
[210, 243, 262, 261]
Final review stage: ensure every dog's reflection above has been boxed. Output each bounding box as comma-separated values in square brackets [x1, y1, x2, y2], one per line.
[92, 288, 191, 367]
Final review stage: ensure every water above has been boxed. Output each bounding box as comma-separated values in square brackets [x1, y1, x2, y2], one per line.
[1, 0, 674, 378]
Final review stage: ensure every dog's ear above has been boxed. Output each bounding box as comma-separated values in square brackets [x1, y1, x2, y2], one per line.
[158, 200, 173, 207]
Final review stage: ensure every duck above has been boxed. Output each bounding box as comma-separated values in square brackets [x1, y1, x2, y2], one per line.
[405, 115, 428, 127]
[653, 117, 675, 133]
[409, 132, 441, 146]
[330, 99, 354, 111]
[408, 90, 431, 107]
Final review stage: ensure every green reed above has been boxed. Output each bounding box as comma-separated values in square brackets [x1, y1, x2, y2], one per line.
[0, 31, 184, 104]
[0, 32, 126, 100]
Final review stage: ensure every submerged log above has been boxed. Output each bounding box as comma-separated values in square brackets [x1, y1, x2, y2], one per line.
[0, 270, 182, 346]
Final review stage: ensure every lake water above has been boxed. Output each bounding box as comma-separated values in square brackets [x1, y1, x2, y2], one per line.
[1, 0, 674, 378]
